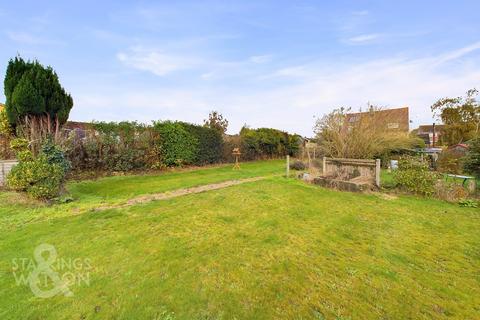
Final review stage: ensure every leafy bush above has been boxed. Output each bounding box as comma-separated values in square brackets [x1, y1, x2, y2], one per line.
[240, 126, 301, 160]
[153, 121, 198, 166]
[179, 122, 223, 165]
[434, 180, 469, 202]
[41, 138, 71, 174]
[437, 150, 465, 174]
[0, 107, 14, 159]
[464, 138, 480, 178]
[7, 138, 69, 200]
[393, 156, 439, 196]
[290, 160, 306, 170]
[458, 199, 479, 208]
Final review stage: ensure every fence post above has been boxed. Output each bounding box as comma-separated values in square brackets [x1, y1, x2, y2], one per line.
[375, 159, 381, 187]
[286, 155, 290, 178]
[322, 157, 326, 176]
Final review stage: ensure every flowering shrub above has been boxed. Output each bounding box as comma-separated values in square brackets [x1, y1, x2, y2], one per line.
[7, 138, 70, 200]
[393, 156, 439, 196]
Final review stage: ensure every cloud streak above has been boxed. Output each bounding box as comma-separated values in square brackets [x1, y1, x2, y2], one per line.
[74, 42, 480, 136]
[346, 33, 380, 43]
[117, 46, 199, 76]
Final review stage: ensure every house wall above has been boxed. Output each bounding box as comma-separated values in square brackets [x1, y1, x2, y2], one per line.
[0, 160, 18, 186]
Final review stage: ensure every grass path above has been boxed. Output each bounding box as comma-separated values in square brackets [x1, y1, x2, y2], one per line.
[95, 176, 266, 210]
[0, 160, 283, 231]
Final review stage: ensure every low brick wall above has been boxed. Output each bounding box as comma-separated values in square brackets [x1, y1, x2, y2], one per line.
[313, 176, 375, 192]
[0, 160, 18, 186]
[322, 157, 381, 187]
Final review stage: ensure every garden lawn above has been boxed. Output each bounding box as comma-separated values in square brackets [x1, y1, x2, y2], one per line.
[0, 160, 284, 230]
[0, 160, 479, 319]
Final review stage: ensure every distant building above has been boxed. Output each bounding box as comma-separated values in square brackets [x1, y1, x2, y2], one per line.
[345, 107, 410, 133]
[448, 143, 469, 154]
[416, 124, 445, 147]
[63, 121, 92, 139]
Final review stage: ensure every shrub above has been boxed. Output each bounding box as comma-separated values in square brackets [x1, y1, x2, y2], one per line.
[393, 156, 439, 196]
[7, 138, 69, 200]
[458, 199, 479, 208]
[437, 150, 465, 174]
[434, 180, 469, 202]
[464, 138, 480, 178]
[153, 121, 198, 166]
[240, 126, 301, 160]
[41, 138, 71, 174]
[8, 156, 65, 199]
[179, 122, 223, 165]
[290, 160, 306, 170]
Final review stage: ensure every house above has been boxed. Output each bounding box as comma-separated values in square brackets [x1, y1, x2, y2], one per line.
[416, 124, 445, 147]
[448, 143, 469, 154]
[63, 121, 92, 139]
[345, 107, 409, 133]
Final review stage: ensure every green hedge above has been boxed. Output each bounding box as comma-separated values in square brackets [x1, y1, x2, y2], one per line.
[239, 126, 301, 160]
[179, 122, 223, 165]
[63, 121, 299, 172]
[153, 121, 198, 166]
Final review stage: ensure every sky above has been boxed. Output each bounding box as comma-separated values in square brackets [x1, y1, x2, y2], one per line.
[0, 0, 479, 136]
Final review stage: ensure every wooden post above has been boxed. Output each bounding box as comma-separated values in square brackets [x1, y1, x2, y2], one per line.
[375, 159, 381, 187]
[286, 155, 290, 178]
[322, 157, 326, 176]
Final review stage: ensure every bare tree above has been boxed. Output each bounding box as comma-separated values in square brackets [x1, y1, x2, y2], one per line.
[314, 106, 419, 159]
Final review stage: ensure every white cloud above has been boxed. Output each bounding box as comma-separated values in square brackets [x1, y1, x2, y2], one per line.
[249, 54, 272, 64]
[6, 31, 63, 45]
[117, 46, 198, 76]
[432, 41, 480, 65]
[346, 33, 380, 44]
[73, 42, 480, 136]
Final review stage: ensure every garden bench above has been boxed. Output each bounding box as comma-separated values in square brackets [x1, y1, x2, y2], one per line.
[446, 174, 476, 193]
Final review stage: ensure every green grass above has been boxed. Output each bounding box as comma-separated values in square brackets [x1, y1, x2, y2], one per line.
[380, 169, 396, 188]
[0, 160, 284, 231]
[1, 160, 479, 319]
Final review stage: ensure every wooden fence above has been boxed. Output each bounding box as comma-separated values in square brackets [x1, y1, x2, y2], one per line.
[322, 157, 381, 187]
[0, 160, 18, 186]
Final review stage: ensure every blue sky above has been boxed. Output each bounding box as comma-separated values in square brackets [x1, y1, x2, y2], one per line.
[1, 0, 479, 136]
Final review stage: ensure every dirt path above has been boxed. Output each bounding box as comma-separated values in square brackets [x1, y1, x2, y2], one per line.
[94, 176, 266, 211]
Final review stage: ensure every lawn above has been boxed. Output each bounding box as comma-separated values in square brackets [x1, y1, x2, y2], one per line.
[0, 160, 479, 319]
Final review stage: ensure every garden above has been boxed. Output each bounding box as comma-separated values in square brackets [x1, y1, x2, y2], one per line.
[0, 57, 479, 319]
[1, 160, 479, 319]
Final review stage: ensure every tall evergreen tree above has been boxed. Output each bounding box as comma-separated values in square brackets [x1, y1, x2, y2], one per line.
[4, 56, 73, 147]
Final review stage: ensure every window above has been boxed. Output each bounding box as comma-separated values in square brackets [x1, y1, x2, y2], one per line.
[387, 122, 399, 129]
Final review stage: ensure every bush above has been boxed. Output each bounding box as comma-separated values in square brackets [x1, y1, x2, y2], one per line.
[7, 139, 69, 200]
[434, 180, 469, 202]
[240, 126, 301, 160]
[437, 150, 464, 174]
[464, 138, 480, 178]
[458, 199, 479, 208]
[179, 122, 223, 165]
[153, 121, 198, 166]
[290, 160, 306, 170]
[393, 156, 439, 196]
